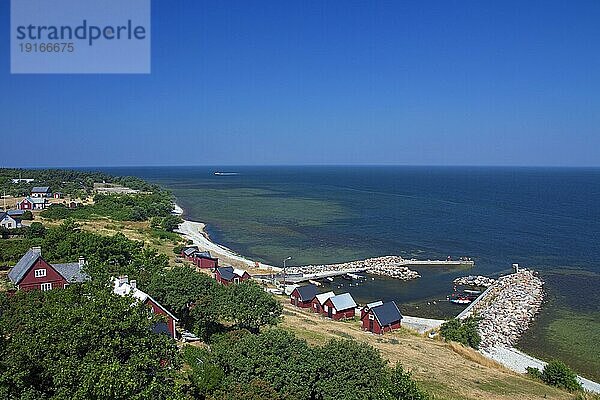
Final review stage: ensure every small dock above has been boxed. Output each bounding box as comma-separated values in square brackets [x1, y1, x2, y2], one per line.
[284, 268, 368, 284]
[398, 259, 474, 267]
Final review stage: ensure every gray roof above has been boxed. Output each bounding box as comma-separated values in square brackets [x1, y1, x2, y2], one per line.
[8, 249, 41, 284]
[371, 301, 403, 326]
[329, 293, 357, 311]
[217, 266, 235, 281]
[195, 251, 215, 259]
[22, 197, 46, 204]
[7, 210, 24, 216]
[9, 249, 90, 285]
[53, 263, 90, 283]
[293, 284, 318, 301]
[31, 186, 51, 193]
[183, 246, 198, 256]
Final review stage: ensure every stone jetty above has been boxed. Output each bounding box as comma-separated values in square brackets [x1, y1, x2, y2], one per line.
[453, 275, 496, 288]
[286, 256, 421, 281]
[470, 269, 544, 350]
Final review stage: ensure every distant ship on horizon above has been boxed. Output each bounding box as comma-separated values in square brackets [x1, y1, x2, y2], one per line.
[214, 172, 239, 176]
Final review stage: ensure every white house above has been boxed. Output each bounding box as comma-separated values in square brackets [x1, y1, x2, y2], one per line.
[0, 212, 22, 229]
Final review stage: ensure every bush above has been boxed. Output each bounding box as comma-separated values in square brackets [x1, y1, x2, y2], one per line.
[541, 360, 582, 392]
[439, 317, 481, 349]
[21, 211, 33, 220]
[526, 366, 543, 380]
[385, 363, 430, 400]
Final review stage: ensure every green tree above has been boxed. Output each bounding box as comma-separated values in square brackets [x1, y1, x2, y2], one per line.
[0, 281, 182, 400]
[382, 363, 430, 400]
[541, 360, 582, 392]
[315, 339, 388, 400]
[210, 380, 281, 400]
[439, 317, 481, 349]
[25, 222, 46, 239]
[211, 329, 316, 399]
[21, 210, 34, 220]
[146, 266, 223, 339]
[221, 281, 282, 332]
[161, 215, 183, 232]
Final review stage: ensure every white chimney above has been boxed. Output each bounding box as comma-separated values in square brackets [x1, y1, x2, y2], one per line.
[78, 257, 85, 267]
[32, 246, 42, 255]
[130, 280, 137, 289]
[118, 275, 129, 285]
[512, 263, 520, 273]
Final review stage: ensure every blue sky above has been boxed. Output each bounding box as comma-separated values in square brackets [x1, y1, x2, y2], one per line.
[1, 0, 599, 167]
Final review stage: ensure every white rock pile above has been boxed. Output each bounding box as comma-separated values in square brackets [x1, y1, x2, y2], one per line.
[286, 256, 421, 281]
[453, 275, 496, 288]
[473, 269, 544, 350]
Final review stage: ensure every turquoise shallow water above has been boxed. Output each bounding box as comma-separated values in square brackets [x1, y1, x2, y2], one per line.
[98, 166, 600, 379]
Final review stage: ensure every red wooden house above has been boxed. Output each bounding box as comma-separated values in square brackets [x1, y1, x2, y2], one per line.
[113, 277, 179, 340]
[17, 197, 47, 210]
[181, 246, 219, 269]
[311, 291, 335, 313]
[8, 247, 90, 291]
[215, 266, 250, 285]
[361, 301, 403, 334]
[360, 300, 383, 319]
[290, 284, 318, 308]
[322, 292, 357, 320]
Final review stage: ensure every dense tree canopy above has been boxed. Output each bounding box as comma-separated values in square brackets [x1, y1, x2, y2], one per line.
[0, 282, 183, 400]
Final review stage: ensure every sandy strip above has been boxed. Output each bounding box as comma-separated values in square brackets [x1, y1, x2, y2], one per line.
[173, 204, 277, 270]
[401, 315, 445, 334]
[481, 346, 600, 393]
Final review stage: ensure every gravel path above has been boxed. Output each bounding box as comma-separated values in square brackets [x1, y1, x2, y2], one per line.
[481, 346, 600, 393]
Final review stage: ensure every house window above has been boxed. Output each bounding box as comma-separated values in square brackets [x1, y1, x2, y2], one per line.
[234, 277, 240, 284]
[34, 269, 47, 278]
[40, 283, 52, 291]
[368, 314, 375, 320]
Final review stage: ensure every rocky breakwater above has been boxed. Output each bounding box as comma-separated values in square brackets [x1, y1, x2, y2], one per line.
[453, 275, 496, 288]
[473, 269, 544, 350]
[287, 256, 421, 281]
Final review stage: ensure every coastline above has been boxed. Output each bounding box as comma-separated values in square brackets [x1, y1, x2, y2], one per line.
[173, 203, 278, 271]
[172, 203, 600, 392]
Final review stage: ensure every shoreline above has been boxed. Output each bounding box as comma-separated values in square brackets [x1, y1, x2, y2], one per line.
[173, 203, 278, 271]
[172, 203, 599, 392]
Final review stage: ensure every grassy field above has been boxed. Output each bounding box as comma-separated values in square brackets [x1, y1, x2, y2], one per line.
[279, 301, 572, 400]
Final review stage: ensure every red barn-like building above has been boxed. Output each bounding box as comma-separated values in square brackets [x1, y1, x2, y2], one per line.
[8, 247, 90, 291]
[311, 291, 335, 313]
[215, 266, 250, 285]
[290, 284, 318, 308]
[181, 246, 219, 269]
[361, 301, 403, 334]
[17, 197, 47, 210]
[113, 277, 179, 340]
[323, 293, 357, 320]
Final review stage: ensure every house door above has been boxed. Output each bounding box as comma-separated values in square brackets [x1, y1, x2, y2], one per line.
[369, 319, 374, 332]
[328, 307, 332, 318]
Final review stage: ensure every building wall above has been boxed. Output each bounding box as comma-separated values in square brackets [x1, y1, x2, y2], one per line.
[290, 290, 312, 308]
[146, 299, 176, 339]
[18, 258, 67, 291]
[323, 299, 356, 320]
[196, 257, 217, 269]
[17, 200, 32, 210]
[361, 313, 401, 334]
[311, 299, 324, 313]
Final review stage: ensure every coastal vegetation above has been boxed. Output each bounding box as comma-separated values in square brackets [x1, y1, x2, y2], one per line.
[41, 192, 174, 222]
[0, 168, 155, 197]
[439, 316, 482, 349]
[0, 169, 594, 399]
[527, 360, 582, 392]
